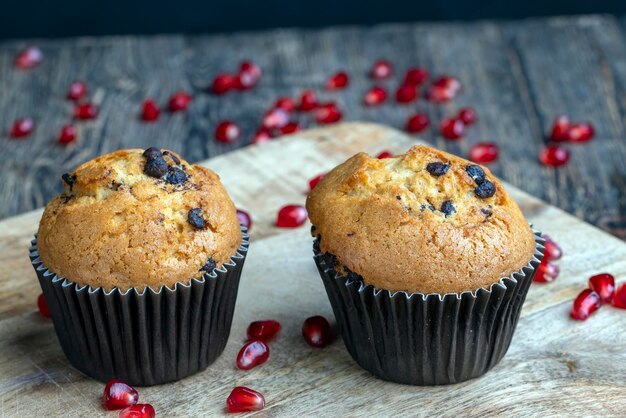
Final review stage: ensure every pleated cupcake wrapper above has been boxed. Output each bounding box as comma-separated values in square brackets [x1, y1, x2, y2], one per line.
[313, 228, 545, 386]
[30, 227, 249, 386]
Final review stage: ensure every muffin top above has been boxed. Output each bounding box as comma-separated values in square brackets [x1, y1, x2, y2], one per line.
[306, 145, 536, 295]
[37, 148, 242, 292]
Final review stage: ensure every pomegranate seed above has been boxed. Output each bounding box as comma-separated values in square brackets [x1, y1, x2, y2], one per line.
[274, 97, 296, 113]
[403, 68, 429, 86]
[395, 84, 417, 103]
[236, 340, 270, 370]
[370, 60, 393, 80]
[315, 103, 342, 124]
[309, 173, 326, 190]
[236, 209, 252, 230]
[276, 205, 307, 228]
[102, 379, 139, 410]
[533, 260, 560, 283]
[57, 124, 77, 145]
[235, 61, 261, 90]
[141, 99, 160, 122]
[14, 46, 43, 69]
[549, 115, 570, 142]
[168, 91, 192, 112]
[567, 122, 595, 143]
[299, 90, 318, 111]
[67, 80, 87, 101]
[539, 145, 570, 167]
[363, 86, 387, 106]
[118, 404, 155, 418]
[74, 103, 98, 120]
[440, 118, 465, 140]
[215, 121, 241, 144]
[211, 73, 236, 95]
[426, 76, 462, 102]
[279, 121, 300, 135]
[37, 294, 50, 319]
[406, 113, 430, 133]
[240, 61, 262, 80]
[326, 71, 349, 90]
[433, 75, 462, 92]
[302, 315, 332, 348]
[613, 283, 626, 309]
[226, 387, 265, 413]
[262, 108, 290, 130]
[542, 235, 563, 261]
[571, 289, 601, 321]
[469, 142, 499, 164]
[252, 128, 272, 144]
[459, 107, 477, 125]
[589, 273, 615, 304]
[9, 117, 35, 138]
[247, 320, 281, 341]
[376, 151, 393, 159]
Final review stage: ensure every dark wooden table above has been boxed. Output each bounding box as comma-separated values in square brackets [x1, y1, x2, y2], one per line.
[1, 15, 626, 240]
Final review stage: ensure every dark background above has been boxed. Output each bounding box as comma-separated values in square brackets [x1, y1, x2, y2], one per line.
[3, 0, 626, 40]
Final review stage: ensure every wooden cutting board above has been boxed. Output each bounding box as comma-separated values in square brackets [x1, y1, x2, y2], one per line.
[1, 122, 625, 417]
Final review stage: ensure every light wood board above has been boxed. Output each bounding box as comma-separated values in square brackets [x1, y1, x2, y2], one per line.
[0, 122, 625, 417]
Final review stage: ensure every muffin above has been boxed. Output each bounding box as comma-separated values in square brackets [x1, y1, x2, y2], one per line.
[30, 148, 249, 385]
[307, 145, 544, 385]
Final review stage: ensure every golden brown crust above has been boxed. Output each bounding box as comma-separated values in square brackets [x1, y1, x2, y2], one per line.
[306, 145, 536, 294]
[37, 149, 242, 292]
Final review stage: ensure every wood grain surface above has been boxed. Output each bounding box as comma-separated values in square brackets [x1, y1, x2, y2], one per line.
[0, 123, 625, 417]
[1, 15, 626, 242]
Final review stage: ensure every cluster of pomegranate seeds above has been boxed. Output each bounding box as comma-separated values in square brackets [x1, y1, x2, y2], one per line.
[376, 150, 393, 159]
[211, 61, 261, 95]
[9, 117, 35, 139]
[14, 46, 43, 69]
[226, 387, 265, 413]
[469, 142, 499, 164]
[534, 235, 562, 283]
[119, 404, 156, 418]
[541, 115, 595, 167]
[309, 173, 326, 191]
[302, 315, 332, 348]
[363, 86, 387, 106]
[236, 209, 252, 230]
[67, 81, 87, 101]
[539, 145, 570, 167]
[168, 91, 192, 112]
[572, 272, 626, 320]
[37, 293, 51, 319]
[326, 71, 349, 90]
[247, 320, 281, 341]
[276, 204, 308, 228]
[215, 120, 241, 143]
[102, 379, 139, 410]
[236, 340, 270, 370]
[141, 99, 160, 122]
[370, 60, 393, 80]
[57, 124, 77, 144]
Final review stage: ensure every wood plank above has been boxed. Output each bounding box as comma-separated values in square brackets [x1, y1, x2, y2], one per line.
[0, 123, 625, 416]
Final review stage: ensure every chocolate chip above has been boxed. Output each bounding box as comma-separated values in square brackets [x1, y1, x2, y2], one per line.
[481, 208, 492, 216]
[61, 173, 77, 190]
[144, 156, 168, 178]
[162, 151, 181, 165]
[200, 258, 216, 272]
[396, 195, 401, 200]
[465, 164, 486, 184]
[440, 200, 456, 217]
[143, 147, 162, 159]
[165, 167, 188, 185]
[426, 162, 450, 177]
[420, 204, 435, 212]
[188, 208, 206, 229]
[475, 180, 496, 198]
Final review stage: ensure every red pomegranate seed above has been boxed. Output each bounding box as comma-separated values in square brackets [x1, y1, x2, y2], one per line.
[567, 122, 595, 143]
[141, 99, 160, 122]
[440, 118, 465, 140]
[613, 283, 626, 309]
[589, 273, 615, 304]
[274, 97, 296, 113]
[309, 173, 326, 190]
[370, 60, 393, 80]
[459, 107, 477, 125]
[215, 121, 241, 144]
[236, 209, 252, 230]
[247, 320, 281, 341]
[276, 205, 307, 228]
[404, 68, 429, 86]
[118, 404, 155, 418]
[302, 315, 332, 348]
[542, 235, 563, 261]
[102, 379, 139, 410]
[539, 145, 570, 167]
[211, 73, 236, 95]
[74, 103, 98, 120]
[426, 76, 462, 102]
[236, 340, 270, 370]
[469, 142, 499, 164]
[279, 121, 300, 135]
[252, 128, 272, 144]
[235, 61, 261, 90]
[395, 84, 417, 103]
[226, 387, 265, 413]
[37, 293, 50, 319]
[168, 91, 192, 112]
[549, 115, 570, 142]
[57, 124, 77, 145]
[240, 61, 262, 80]
[9, 117, 35, 138]
[299, 90, 318, 111]
[376, 151, 393, 159]
[14, 46, 43, 69]
[571, 289, 601, 321]
[533, 260, 560, 283]
[326, 71, 349, 90]
[433, 75, 462, 92]
[262, 108, 290, 130]
[363, 86, 387, 106]
[315, 103, 342, 124]
[67, 80, 87, 101]
[406, 113, 430, 133]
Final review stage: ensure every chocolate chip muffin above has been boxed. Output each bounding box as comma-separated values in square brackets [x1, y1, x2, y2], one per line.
[307, 145, 544, 385]
[30, 148, 249, 385]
